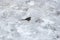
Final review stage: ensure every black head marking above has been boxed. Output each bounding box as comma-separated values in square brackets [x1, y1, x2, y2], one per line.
[24, 17, 31, 21]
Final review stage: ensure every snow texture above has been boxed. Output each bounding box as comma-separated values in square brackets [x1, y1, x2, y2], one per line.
[0, 0, 60, 40]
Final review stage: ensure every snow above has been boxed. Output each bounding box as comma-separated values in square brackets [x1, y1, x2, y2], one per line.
[0, 0, 60, 40]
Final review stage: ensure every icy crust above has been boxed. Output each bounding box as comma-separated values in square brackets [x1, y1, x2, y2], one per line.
[0, 0, 60, 40]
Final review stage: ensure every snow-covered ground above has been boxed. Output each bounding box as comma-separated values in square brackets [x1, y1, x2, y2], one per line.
[0, 0, 60, 40]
